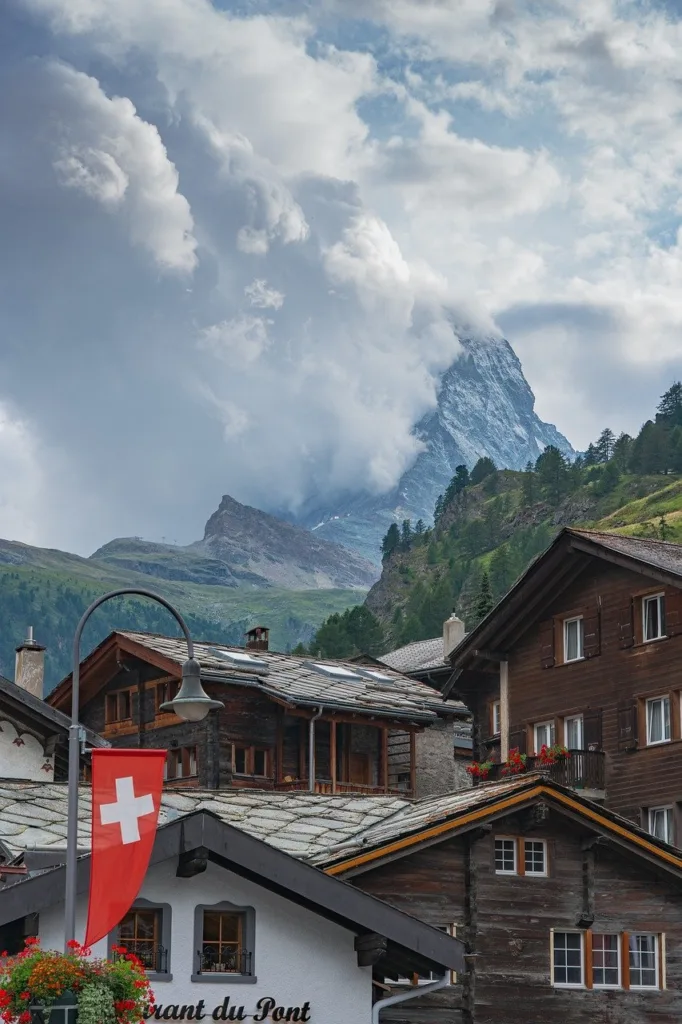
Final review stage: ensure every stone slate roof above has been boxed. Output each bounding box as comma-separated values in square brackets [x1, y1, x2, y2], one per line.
[0, 781, 409, 862]
[117, 632, 466, 720]
[380, 637, 448, 674]
[570, 528, 682, 577]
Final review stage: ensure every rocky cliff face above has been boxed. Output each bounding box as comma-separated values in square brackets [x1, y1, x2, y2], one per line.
[190, 495, 377, 589]
[297, 335, 574, 564]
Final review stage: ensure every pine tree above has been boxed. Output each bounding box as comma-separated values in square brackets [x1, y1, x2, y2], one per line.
[400, 519, 413, 550]
[470, 457, 497, 485]
[474, 572, 494, 621]
[381, 523, 400, 559]
[434, 494, 444, 523]
[489, 545, 514, 600]
[595, 428, 616, 463]
[583, 443, 598, 467]
[612, 432, 633, 470]
[535, 445, 569, 504]
[659, 515, 671, 541]
[657, 382, 682, 425]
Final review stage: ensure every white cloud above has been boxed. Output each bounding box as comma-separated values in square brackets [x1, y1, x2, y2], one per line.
[245, 279, 285, 310]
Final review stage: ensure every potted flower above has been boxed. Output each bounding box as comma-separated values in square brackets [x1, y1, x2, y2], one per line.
[0, 938, 154, 1024]
[466, 760, 494, 781]
[536, 743, 570, 767]
[501, 747, 527, 776]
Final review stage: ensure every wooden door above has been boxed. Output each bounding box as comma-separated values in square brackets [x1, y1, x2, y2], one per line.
[349, 753, 371, 786]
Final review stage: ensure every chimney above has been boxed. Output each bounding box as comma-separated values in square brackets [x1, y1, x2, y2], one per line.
[245, 626, 269, 652]
[15, 627, 46, 699]
[443, 610, 465, 661]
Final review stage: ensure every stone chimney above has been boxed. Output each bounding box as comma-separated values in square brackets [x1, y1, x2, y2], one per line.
[443, 610, 465, 661]
[15, 627, 46, 699]
[245, 626, 269, 652]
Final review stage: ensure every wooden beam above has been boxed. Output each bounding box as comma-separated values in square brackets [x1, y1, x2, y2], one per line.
[176, 846, 209, 878]
[382, 726, 388, 794]
[331, 720, 337, 795]
[354, 933, 388, 967]
[409, 732, 416, 797]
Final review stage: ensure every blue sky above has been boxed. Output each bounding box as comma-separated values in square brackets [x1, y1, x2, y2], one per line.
[2, 0, 682, 552]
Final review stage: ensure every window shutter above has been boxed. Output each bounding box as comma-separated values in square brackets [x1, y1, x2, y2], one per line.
[539, 619, 555, 668]
[583, 609, 601, 659]
[508, 728, 527, 755]
[664, 588, 682, 637]
[583, 709, 603, 751]
[617, 701, 638, 751]
[618, 600, 635, 649]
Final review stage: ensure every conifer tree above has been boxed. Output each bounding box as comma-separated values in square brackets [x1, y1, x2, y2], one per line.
[470, 457, 497, 485]
[595, 428, 615, 463]
[381, 523, 400, 559]
[521, 460, 535, 507]
[474, 572, 494, 621]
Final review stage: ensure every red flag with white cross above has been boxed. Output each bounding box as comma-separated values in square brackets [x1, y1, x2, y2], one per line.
[84, 749, 166, 947]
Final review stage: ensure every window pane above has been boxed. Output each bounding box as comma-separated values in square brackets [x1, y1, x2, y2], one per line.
[592, 934, 619, 987]
[524, 841, 546, 874]
[120, 691, 131, 719]
[535, 722, 555, 751]
[553, 932, 583, 985]
[119, 913, 136, 939]
[649, 807, 673, 844]
[629, 934, 658, 987]
[565, 619, 583, 661]
[644, 597, 663, 640]
[218, 913, 240, 943]
[647, 698, 671, 743]
[135, 911, 157, 940]
[253, 750, 267, 776]
[234, 747, 247, 774]
[565, 716, 583, 749]
[203, 912, 222, 941]
[494, 839, 516, 873]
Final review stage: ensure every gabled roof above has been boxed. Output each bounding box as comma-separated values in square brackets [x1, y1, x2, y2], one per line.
[321, 773, 682, 882]
[0, 809, 465, 978]
[442, 527, 682, 695]
[0, 676, 106, 751]
[49, 631, 466, 722]
[380, 637, 448, 674]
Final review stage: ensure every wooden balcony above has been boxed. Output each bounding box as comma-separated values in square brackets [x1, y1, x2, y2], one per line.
[488, 749, 605, 792]
[274, 778, 413, 797]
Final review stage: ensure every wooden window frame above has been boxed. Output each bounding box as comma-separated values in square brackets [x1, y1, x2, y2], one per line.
[563, 616, 584, 663]
[231, 744, 272, 779]
[591, 932, 621, 990]
[165, 746, 198, 781]
[105, 687, 135, 725]
[642, 592, 666, 644]
[494, 836, 518, 875]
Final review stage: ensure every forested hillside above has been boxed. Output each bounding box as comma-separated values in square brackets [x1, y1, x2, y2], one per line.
[303, 383, 682, 659]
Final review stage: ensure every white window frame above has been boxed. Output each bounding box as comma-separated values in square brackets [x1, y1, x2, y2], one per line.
[524, 839, 548, 877]
[563, 714, 584, 751]
[494, 836, 517, 875]
[629, 933, 660, 990]
[550, 930, 584, 988]
[563, 616, 584, 663]
[492, 700, 501, 736]
[642, 593, 666, 643]
[533, 720, 555, 753]
[646, 696, 671, 746]
[648, 806, 674, 845]
[591, 932, 621, 990]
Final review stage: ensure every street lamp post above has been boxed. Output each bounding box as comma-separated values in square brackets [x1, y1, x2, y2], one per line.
[64, 588, 223, 950]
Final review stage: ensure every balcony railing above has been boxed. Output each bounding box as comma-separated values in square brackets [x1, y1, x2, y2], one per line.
[487, 749, 605, 791]
[197, 949, 253, 976]
[114, 942, 168, 974]
[274, 778, 412, 796]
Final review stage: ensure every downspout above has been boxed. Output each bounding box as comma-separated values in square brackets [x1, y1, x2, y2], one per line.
[372, 978, 450, 1024]
[309, 706, 324, 792]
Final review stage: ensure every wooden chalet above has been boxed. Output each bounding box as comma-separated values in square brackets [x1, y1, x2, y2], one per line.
[442, 528, 682, 847]
[47, 628, 468, 798]
[325, 774, 682, 1024]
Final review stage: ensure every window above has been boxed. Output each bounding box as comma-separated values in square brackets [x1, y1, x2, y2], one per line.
[110, 900, 171, 978]
[231, 745, 271, 778]
[592, 933, 620, 988]
[629, 934, 659, 988]
[564, 714, 584, 750]
[155, 680, 179, 713]
[563, 617, 584, 662]
[524, 840, 547, 876]
[193, 903, 255, 982]
[533, 720, 555, 752]
[164, 746, 197, 780]
[105, 689, 132, 725]
[552, 931, 583, 987]
[494, 838, 517, 874]
[648, 806, 674, 845]
[394, 926, 456, 985]
[492, 700, 501, 736]
[646, 697, 671, 745]
[643, 594, 666, 642]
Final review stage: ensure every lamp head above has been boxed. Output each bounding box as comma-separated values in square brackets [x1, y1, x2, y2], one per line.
[159, 658, 223, 721]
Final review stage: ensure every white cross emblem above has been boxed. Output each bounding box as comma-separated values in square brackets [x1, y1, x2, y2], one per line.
[100, 776, 155, 845]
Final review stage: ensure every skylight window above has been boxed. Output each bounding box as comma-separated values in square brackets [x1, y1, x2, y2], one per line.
[358, 670, 395, 683]
[207, 648, 269, 672]
[307, 663, 362, 680]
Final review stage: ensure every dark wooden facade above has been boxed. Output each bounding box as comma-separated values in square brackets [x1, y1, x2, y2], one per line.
[447, 530, 682, 846]
[341, 790, 682, 1023]
[53, 637, 419, 795]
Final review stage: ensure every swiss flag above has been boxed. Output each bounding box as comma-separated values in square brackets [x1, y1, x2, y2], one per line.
[84, 749, 166, 948]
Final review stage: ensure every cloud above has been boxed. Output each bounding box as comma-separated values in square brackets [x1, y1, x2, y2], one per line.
[4, 0, 682, 550]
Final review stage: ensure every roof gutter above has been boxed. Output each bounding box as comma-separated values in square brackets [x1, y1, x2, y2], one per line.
[372, 978, 449, 1023]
